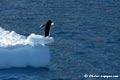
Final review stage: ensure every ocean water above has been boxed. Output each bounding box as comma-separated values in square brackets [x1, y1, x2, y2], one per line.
[0, 0, 120, 80]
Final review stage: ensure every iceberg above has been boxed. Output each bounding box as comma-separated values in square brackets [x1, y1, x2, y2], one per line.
[0, 27, 54, 69]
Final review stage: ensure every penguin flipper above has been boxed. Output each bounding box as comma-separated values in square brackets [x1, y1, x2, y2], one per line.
[40, 24, 46, 28]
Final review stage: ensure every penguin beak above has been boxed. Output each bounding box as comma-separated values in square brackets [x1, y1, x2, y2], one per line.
[51, 22, 54, 26]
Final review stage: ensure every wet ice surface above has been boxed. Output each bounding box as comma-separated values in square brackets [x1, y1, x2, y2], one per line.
[0, 27, 53, 69]
[0, 0, 120, 80]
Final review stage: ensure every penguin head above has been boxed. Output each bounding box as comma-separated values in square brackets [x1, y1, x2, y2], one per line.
[48, 20, 52, 24]
[48, 20, 54, 26]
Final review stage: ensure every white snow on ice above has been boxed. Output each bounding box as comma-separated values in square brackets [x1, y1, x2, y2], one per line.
[0, 27, 54, 68]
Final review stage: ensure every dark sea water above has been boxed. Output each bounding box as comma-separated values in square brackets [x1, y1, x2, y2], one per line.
[0, 0, 120, 80]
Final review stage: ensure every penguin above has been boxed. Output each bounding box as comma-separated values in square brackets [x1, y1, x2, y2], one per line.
[40, 20, 54, 37]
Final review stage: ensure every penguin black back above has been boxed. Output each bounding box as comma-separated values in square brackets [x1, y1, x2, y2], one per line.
[44, 20, 51, 37]
[40, 20, 53, 37]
